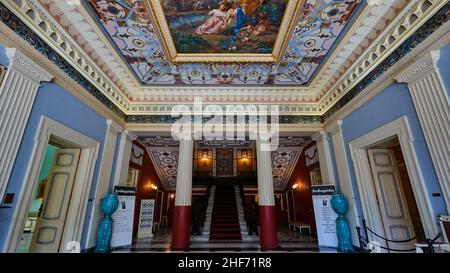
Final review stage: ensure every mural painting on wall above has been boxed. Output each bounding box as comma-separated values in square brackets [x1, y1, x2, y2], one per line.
[160, 0, 288, 54]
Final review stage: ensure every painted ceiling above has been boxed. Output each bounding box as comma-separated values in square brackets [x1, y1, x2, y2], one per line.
[140, 136, 310, 190]
[84, 0, 363, 86]
[4, 0, 441, 117]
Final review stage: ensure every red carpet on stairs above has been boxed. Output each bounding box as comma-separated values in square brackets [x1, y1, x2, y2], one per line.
[209, 185, 242, 240]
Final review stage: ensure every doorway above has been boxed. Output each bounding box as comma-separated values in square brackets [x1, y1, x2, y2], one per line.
[367, 137, 426, 251]
[349, 117, 438, 252]
[4, 116, 100, 253]
[18, 138, 81, 253]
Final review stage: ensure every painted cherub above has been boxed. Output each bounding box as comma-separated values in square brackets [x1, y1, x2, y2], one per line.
[194, 2, 233, 35]
[238, 13, 269, 42]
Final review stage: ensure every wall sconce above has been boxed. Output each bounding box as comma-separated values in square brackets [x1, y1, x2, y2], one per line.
[292, 183, 299, 190]
[241, 156, 248, 166]
[144, 182, 152, 191]
[169, 193, 175, 199]
[151, 184, 158, 190]
[201, 156, 208, 166]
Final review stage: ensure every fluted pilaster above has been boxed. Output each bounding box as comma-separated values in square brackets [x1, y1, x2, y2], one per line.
[396, 50, 450, 213]
[0, 48, 52, 200]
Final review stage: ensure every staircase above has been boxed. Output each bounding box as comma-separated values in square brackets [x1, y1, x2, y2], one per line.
[209, 184, 242, 241]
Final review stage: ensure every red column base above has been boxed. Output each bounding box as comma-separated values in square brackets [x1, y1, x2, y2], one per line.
[171, 205, 191, 250]
[259, 206, 279, 251]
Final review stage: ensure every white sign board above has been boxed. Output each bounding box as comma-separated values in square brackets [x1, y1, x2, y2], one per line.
[312, 185, 338, 248]
[111, 186, 136, 248]
[138, 199, 155, 238]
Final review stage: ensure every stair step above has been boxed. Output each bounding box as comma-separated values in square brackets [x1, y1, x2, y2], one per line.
[209, 184, 242, 241]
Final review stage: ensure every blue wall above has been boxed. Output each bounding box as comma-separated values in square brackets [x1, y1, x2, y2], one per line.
[0, 45, 108, 250]
[438, 43, 450, 97]
[338, 82, 448, 229]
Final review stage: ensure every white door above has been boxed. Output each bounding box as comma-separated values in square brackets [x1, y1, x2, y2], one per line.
[368, 149, 416, 252]
[29, 149, 81, 253]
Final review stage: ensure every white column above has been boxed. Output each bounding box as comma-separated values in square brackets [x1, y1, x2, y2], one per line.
[328, 120, 359, 244]
[396, 50, 450, 213]
[175, 136, 194, 206]
[233, 148, 237, 176]
[0, 48, 53, 200]
[212, 148, 217, 177]
[256, 137, 275, 206]
[85, 119, 122, 248]
[312, 131, 337, 185]
[112, 130, 137, 186]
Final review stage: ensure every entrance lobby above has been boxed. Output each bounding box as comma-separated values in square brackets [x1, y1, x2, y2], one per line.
[0, 0, 449, 256]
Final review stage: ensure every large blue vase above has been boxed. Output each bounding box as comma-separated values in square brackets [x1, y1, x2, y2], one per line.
[94, 193, 119, 253]
[331, 192, 355, 253]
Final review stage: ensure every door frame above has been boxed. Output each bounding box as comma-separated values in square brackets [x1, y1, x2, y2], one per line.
[349, 116, 438, 240]
[4, 116, 100, 252]
[285, 190, 296, 224]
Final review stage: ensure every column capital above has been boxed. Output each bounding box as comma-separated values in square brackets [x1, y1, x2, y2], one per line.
[106, 119, 123, 134]
[258, 132, 273, 142]
[5, 48, 53, 83]
[395, 50, 440, 85]
[120, 130, 137, 141]
[173, 132, 193, 141]
[312, 130, 329, 142]
[327, 120, 343, 135]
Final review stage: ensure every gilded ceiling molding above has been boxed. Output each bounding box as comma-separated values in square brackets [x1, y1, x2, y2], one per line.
[144, 0, 302, 63]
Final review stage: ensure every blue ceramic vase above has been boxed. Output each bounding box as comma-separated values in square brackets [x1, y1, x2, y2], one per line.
[94, 193, 119, 253]
[331, 192, 355, 253]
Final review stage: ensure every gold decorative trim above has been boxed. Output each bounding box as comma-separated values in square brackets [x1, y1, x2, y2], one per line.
[144, 0, 303, 63]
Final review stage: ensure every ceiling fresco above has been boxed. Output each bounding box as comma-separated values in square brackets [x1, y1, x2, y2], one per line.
[157, 0, 288, 55]
[84, 0, 364, 86]
[3, 0, 444, 119]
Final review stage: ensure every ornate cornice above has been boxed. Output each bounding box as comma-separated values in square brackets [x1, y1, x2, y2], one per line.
[319, 0, 448, 114]
[322, 1, 449, 122]
[0, 0, 447, 123]
[1, 0, 130, 111]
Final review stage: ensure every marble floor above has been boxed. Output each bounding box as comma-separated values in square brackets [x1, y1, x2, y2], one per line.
[112, 227, 337, 253]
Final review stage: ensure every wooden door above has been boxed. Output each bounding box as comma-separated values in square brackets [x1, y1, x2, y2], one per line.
[29, 149, 80, 253]
[368, 149, 416, 252]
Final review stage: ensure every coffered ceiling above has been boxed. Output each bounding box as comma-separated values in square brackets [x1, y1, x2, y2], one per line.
[1, 0, 447, 118]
